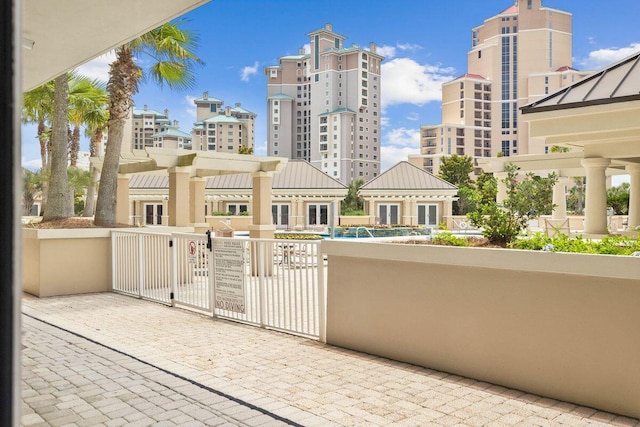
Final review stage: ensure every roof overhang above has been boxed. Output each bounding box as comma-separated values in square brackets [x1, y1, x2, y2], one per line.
[477, 152, 629, 177]
[91, 149, 288, 177]
[23, 0, 211, 91]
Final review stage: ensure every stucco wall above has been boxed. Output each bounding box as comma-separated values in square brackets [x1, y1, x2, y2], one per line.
[23, 229, 113, 297]
[322, 240, 640, 418]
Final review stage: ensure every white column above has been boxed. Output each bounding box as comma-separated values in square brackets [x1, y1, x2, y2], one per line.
[581, 158, 611, 235]
[626, 164, 640, 230]
[551, 178, 568, 220]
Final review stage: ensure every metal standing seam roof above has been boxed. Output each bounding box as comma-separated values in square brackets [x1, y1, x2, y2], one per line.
[522, 51, 640, 114]
[360, 161, 457, 191]
[202, 115, 241, 123]
[194, 96, 223, 103]
[129, 160, 348, 191]
[318, 108, 356, 116]
[152, 129, 192, 138]
[268, 93, 295, 100]
[133, 109, 166, 117]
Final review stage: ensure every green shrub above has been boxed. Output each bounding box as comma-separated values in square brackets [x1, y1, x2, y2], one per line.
[275, 234, 322, 240]
[510, 233, 640, 255]
[432, 232, 472, 247]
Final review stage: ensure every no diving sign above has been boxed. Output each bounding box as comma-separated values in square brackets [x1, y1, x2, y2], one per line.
[188, 240, 197, 264]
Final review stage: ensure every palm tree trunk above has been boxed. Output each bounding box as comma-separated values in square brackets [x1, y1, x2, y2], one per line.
[84, 129, 102, 217]
[95, 47, 141, 226]
[69, 125, 80, 167]
[43, 73, 70, 221]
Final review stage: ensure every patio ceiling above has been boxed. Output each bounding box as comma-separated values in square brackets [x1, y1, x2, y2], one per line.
[23, 0, 210, 91]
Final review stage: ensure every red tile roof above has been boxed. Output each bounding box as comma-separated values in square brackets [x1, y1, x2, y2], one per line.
[455, 73, 487, 81]
[500, 5, 518, 14]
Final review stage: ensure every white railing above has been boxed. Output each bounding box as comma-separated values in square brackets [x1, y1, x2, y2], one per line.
[111, 230, 326, 340]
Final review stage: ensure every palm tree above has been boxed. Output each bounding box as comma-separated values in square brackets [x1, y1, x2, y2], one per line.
[22, 169, 44, 216]
[94, 21, 202, 226]
[42, 73, 71, 221]
[83, 109, 109, 217]
[67, 75, 109, 167]
[23, 81, 54, 171]
[67, 167, 93, 215]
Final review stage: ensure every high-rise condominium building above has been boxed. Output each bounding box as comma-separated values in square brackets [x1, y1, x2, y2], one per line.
[190, 92, 256, 153]
[132, 106, 174, 150]
[409, 0, 589, 175]
[265, 24, 383, 184]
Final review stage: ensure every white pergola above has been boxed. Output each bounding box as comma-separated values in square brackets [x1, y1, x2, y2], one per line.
[497, 52, 640, 236]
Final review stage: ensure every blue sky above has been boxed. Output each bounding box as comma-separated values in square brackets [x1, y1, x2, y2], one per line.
[22, 0, 640, 181]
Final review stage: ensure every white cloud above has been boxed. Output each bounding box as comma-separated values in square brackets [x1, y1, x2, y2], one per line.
[381, 58, 455, 108]
[303, 43, 311, 55]
[183, 95, 197, 121]
[380, 127, 421, 171]
[75, 51, 116, 82]
[380, 116, 391, 128]
[397, 43, 422, 52]
[406, 112, 420, 121]
[581, 43, 640, 70]
[240, 61, 259, 82]
[254, 140, 268, 156]
[22, 157, 42, 171]
[377, 45, 397, 59]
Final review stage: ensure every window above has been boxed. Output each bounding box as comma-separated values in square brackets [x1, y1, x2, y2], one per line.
[417, 204, 438, 226]
[308, 204, 329, 226]
[378, 204, 399, 225]
[227, 204, 248, 215]
[272, 204, 290, 228]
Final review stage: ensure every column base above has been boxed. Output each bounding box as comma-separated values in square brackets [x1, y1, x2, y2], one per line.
[248, 224, 276, 239]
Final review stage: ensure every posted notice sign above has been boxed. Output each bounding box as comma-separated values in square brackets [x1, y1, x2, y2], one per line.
[213, 239, 246, 313]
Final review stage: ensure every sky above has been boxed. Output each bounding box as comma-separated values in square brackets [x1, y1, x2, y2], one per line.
[21, 0, 640, 183]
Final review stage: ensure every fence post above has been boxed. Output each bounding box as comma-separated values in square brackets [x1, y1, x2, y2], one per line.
[259, 241, 267, 329]
[169, 235, 176, 307]
[208, 232, 217, 318]
[318, 243, 327, 343]
[111, 231, 117, 292]
[137, 233, 144, 298]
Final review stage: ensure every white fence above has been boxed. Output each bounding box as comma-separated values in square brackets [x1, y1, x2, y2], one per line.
[111, 230, 326, 340]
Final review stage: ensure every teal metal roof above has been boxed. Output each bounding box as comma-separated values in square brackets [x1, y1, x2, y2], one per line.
[133, 109, 165, 117]
[280, 54, 308, 60]
[268, 93, 294, 100]
[230, 106, 255, 115]
[318, 108, 356, 116]
[152, 129, 192, 138]
[202, 115, 241, 123]
[194, 96, 223, 103]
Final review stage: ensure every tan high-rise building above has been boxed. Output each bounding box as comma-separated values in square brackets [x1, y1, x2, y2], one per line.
[409, 0, 589, 175]
[265, 24, 383, 184]
[190, 92, 256, 153]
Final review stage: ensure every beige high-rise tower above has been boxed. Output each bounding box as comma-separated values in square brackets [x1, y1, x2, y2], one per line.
[265, 24, 383, 184]
[409, 0, 589, 175]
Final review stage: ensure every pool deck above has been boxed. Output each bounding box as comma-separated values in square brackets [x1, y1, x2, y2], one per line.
[22, 292, 640, 426]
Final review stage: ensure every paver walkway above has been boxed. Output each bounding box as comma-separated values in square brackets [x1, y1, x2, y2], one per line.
[22, 293, 640, 427]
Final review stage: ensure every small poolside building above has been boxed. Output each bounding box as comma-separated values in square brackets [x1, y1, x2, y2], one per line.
[358, 161, 457, 227]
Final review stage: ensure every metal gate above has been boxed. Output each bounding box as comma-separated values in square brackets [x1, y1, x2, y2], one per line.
[111, 230, 326, 340]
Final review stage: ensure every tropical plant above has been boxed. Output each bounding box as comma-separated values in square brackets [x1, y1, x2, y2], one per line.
[468, 163, 557, 245]
[510, 233, 640, 256]
[607, 182, 630, 215]
[22, 82, 54, 171]
[341, 178, 365, 215]
[438, 154, 476, 215]
[95, 20, 202, 226]
[22, 169, 44, 216]
[238, 145, 254, 154]
[67, 167, 92, 215]
[67, 75, 109, 167]
[83, 107, 109, 217]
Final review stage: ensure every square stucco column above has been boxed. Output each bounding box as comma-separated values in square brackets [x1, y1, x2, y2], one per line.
[581, 158, 611, 236]
[627, 164, 640, 230]
[551, 178, 569, 220]
[168, 167, 191, 227]
[116, 175, 130, 225]
[249, 171, 275, 239]
[189, 177, 206, 225]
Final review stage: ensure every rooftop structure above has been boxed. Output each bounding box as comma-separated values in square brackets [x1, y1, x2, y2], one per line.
[265, 24, 383, 184]
[409, 0, 591, 175]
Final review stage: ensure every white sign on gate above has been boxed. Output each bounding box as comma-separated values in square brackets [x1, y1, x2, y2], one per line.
[188, 240, 198, 264]
[213, 239, 246, 314]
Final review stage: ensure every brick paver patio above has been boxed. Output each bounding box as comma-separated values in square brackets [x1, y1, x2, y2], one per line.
[21, 293, 640, 426]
